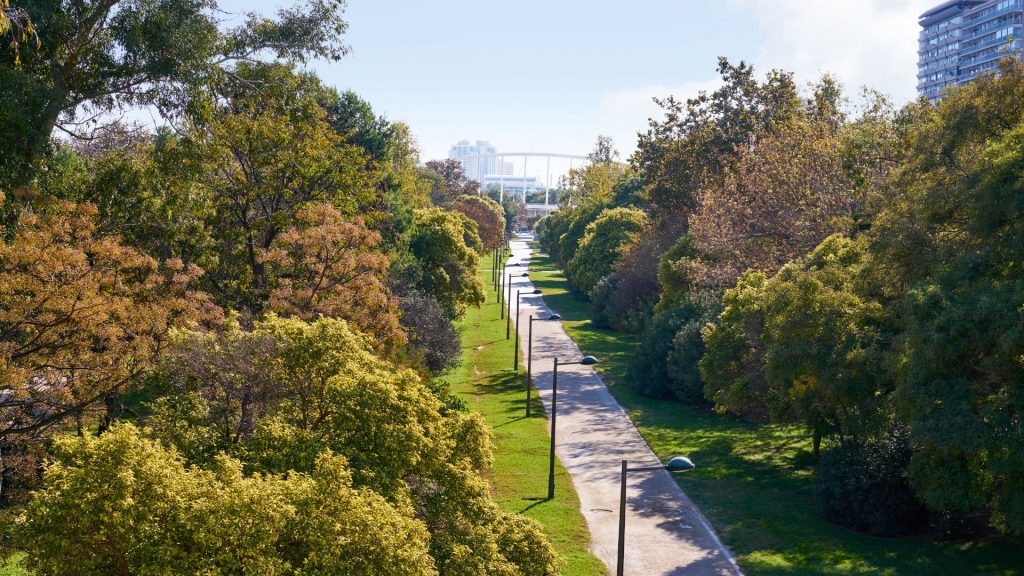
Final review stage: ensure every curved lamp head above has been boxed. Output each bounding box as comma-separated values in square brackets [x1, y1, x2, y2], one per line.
[531, 289, 542, 294]
[665, 456, 695, 473]
[520, 273, 530, 277]
[547, 313, 562, 321]
[579, 355, 599, 366]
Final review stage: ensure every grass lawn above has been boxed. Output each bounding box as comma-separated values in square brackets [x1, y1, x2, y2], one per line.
[528, 248, 1024, 576]
[445, 255, 606, 576]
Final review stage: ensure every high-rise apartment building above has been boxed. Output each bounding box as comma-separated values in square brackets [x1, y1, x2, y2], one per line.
[448, 140, 498, 182]
[918, 0, 1023, 101]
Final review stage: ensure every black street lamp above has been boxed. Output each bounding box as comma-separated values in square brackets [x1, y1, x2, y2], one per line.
[498, 260, 506, 307]
[615, 457, 695, 576]
[526, 313, 561, 417]
[505, 271, 527, 338]
[548, 355, 599, 499]
[513, 289, 542, 370]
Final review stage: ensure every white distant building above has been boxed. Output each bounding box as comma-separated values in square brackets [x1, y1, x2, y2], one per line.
[481, 175, 544, 195]
[448, 140, 497, 182]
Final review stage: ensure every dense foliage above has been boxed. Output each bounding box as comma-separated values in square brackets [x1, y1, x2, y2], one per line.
[536, 58, 1024, 537]
[0, 3, 531, 571]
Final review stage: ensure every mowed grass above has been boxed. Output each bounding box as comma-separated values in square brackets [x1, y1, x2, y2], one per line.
[446, 255, 606, 576]
[528, 248, 1024, 576]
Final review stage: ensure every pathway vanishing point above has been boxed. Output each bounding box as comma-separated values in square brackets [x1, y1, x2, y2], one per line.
[508, 235, 743, 576]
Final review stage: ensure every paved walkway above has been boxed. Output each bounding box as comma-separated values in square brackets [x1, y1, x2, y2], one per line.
[506, 236, 742, 576]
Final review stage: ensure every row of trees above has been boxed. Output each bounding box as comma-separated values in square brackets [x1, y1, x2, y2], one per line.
[537, 58, 1024, 537]
[0, 1, 559, 573]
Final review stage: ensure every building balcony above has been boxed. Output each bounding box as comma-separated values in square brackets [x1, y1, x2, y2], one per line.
[964, 1, 1023, 30]
[961, 32, 1019, 54]
[961, 14, 1022, 40]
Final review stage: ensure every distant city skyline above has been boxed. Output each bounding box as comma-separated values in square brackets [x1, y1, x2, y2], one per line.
[215, 0, 936, 167]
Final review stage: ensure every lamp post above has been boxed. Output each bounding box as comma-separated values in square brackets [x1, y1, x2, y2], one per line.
[513, 289, 542, 370]
[505, 271, 527, 339]
[526, 313, 561, 417]
[548, 355, 599, 499]
[615, 457, 695, 576]
[498, 260, 506, 307]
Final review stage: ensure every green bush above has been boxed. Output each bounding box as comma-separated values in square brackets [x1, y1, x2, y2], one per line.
[816, 426, 928, 536]
[666, 310, 715, 405]
[626, 301, 704, 399]
[566, 207, 647, 297]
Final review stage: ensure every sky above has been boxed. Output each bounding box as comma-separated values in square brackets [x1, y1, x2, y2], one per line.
[218, 0, 933, 177]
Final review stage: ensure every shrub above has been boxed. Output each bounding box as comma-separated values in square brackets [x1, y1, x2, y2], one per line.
[589, 273, 618, 329]
[626, 301, 705, 399]
[566, 207, 647, 297]
[666, 309, 716, 405]
[816, 426, 928, 536]
[400, 292, 461, 375]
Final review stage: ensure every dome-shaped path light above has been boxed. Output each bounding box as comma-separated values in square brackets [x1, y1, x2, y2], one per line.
[616, 456, 695, 575]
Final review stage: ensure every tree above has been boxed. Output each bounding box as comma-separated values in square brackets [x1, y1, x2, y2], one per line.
[0, 0, 350, 186]
[453, 195, 505, 250]
[566, 207, 647, 297]
[324, 89, 395, 163]
[0, 1, 37, 65]
[188, 63, 380, 314]
[424, 159, 479, 203]
[36, 134, 216, 268]
[587, 135, 619, 166]
[146, 315, 559, 574]
[398, 292, 461, 375]
[407, 208, 485, 319]
[684, 117, 860, 294]
[18, 424, 437, 575]
[700, 235, 892, 456]
[559, 161, 625, 209]
[633, 58, 801, 214]
[0, 198, 218, 444]
[875, 60, 1024, 534]
[261, 203, 404, 352]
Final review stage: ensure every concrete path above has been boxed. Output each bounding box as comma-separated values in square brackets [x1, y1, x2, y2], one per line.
[506, 236, 742, 576]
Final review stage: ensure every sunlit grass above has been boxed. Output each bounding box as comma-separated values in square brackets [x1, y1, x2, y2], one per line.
[529, 247, 1024, 576]
[447, 256, 606, 576]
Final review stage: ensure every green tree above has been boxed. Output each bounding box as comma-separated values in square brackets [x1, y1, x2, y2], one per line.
[187, 62, 379, 314]
[566, 207, 647, 297]
[0, 0, 349, 186]
[18, 423, 437, 575]
[147, 315, 559, 574]
[407, 208, 485, 319]
[700, 235, 892, 456]
[875, 60, 1024, 534]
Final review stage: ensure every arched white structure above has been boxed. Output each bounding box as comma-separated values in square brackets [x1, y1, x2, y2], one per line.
[456, 152, 590, 205]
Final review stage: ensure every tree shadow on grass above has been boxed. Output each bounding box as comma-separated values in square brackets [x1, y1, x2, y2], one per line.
[473, 370, 547, 418]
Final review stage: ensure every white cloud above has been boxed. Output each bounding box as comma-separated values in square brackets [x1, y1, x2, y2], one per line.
[597, 78, 723, 156]
[729, 0, 932, 103]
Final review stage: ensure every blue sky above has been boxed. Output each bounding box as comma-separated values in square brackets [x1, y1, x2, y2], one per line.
[219, 0, 932, 176]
